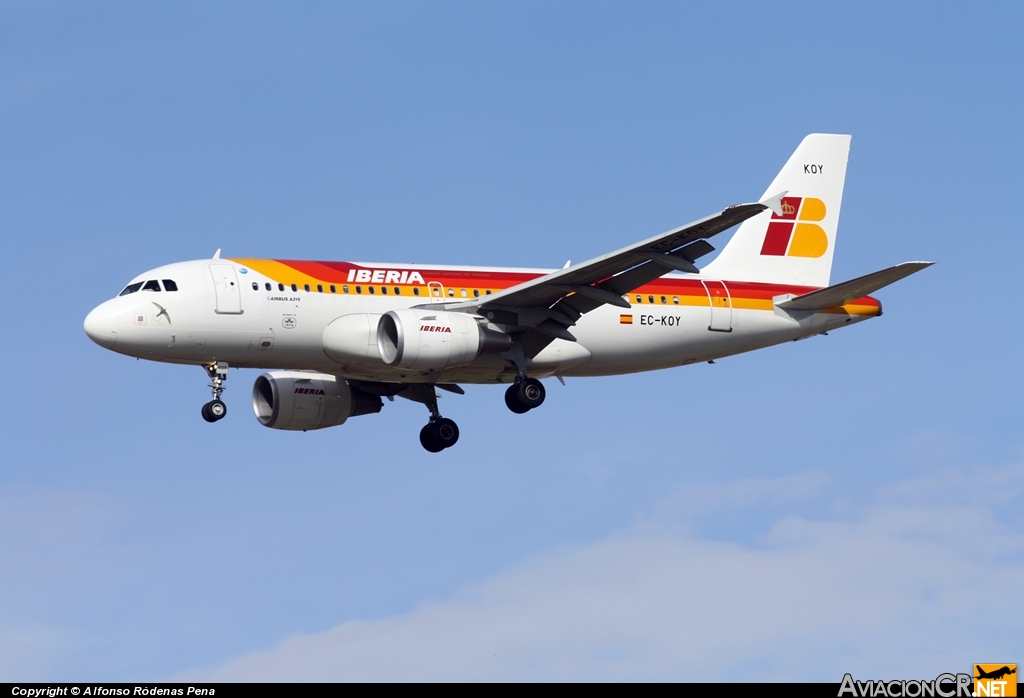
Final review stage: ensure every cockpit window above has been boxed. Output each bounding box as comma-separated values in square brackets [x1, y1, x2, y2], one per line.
[142, 280, 161, 292]
[162, 279, 178, 292]
[119, 282, 143, 296]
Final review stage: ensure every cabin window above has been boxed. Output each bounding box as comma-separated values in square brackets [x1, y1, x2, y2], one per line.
[342, 285, 349, 293]
[394, 287, 401, 295]
[304, 284, 310, 292]
[119, 282, 143, 296]
[460, 289, 467, 298]
[355, 286, 362, 294]
[317, 284, 323, 293]
[473, 289, 480, 298]
[660, 296, 666, 304]
[413, 287, 420, 296]
[290, 283, 297, 292]
[330, 285, 336, 293]
[381, 286, 388, 294]
[447, 288, 455, 297]
[635, 295, 642, 303]
[162, 280, 178, 292]
[252, 282, 258, 290]
[142, 280, 161, 292]
[673, 296, 679, 305]
[265, 282, 271, 291]
[278, 283, 285, 291]
[648, 295, 654, 304]
[369, 286, 375, 294]
[485, 290, 492, 295]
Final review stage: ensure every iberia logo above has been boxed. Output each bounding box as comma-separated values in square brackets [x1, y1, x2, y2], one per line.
[975, 664, 1017, 697]
[760, 196, 829, 258]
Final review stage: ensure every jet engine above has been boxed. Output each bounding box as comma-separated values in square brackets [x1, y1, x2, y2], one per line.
[322, 313, 383, 365]
[252, 371, 383, 431]
[377, 309, 511, 370]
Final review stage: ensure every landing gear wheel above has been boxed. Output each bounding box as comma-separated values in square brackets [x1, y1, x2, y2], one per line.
[420, 423, 445, 453]
[202, 400, 227, 423]
[517, 378, 545, 409]
[505, 384, 531, 414]
[433, 418, 460, 449]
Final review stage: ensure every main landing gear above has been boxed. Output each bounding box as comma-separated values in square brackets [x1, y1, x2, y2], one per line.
[505, 377, 546, 414]
[407, 384, 460, 453]
[420, 418, 460, 453]
[201, 361, 229, 423]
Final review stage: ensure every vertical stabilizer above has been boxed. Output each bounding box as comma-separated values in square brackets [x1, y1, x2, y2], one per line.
[702, 134, 851, 287]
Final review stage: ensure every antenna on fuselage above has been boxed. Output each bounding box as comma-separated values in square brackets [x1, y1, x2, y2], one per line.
[212, 249, 221, 259]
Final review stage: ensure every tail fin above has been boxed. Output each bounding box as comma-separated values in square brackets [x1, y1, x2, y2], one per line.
[702, 134, 851, 287]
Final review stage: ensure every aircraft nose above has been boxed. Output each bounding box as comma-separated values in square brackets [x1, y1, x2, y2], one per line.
[84, 303, 118, 349]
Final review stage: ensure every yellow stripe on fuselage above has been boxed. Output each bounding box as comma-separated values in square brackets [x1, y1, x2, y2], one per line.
[231, 259, 329, 288]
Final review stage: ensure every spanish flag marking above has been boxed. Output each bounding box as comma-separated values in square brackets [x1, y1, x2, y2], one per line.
[620, 314, 633, 324]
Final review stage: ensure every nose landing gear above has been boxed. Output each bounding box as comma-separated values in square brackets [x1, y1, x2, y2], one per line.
[202, 361, 229, 423]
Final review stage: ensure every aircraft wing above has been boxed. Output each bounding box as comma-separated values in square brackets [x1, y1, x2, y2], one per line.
[440, 195, 782, 347]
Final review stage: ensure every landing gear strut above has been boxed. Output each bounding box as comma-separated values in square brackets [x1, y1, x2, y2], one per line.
[499, 341, 546, 415]
[404, 384, 460, 453]
[505, 377, 545, 414]
[202, 361, 229, 423]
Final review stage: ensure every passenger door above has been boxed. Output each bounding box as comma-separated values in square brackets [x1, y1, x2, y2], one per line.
[701, 280, 732, 332]
[209, 264, 243, 314]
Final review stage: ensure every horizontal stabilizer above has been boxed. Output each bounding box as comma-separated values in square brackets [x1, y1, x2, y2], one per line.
[777, 261, 933, 311]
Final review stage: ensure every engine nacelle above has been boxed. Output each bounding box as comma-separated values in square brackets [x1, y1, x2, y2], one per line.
[322, 313, 383, 365]
[377, 309, 511, 370]
[252, 371, 383, 431]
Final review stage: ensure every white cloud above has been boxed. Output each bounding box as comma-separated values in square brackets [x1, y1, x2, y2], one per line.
[185, 464, 1024, 682]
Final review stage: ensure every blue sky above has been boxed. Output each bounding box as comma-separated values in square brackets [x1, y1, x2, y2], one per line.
[1, 1, 1022, 681]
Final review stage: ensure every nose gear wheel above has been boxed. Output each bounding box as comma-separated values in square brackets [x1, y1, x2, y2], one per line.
[202, 399, 227, 422]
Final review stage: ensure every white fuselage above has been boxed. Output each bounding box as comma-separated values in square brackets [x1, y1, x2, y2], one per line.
[84, 258, 875, 384]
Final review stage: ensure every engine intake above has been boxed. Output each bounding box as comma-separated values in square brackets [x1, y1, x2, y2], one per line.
[252, 371, 382, 431]
[377, 309, 511, 370]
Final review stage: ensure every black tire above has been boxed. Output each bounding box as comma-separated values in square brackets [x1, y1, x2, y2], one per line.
[201, 402, 217, 423]
[505, 384, 530, 414]
[209, 400, 227, 420]
[420, 423, 445, 453]
[516, 378, 546, 409]
[433, 418, 459, 449]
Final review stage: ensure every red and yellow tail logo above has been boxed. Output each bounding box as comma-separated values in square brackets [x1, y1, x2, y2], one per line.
[760, 196, 828, 258]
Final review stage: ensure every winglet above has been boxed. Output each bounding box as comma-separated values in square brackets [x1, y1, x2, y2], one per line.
[759, 191, 788, 217]
[213, 248, 221, 259]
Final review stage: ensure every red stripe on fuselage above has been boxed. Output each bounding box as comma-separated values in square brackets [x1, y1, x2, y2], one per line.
[264, 260, 879, 309]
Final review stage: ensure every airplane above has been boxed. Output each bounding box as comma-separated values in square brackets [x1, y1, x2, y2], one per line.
[976, 666, 1017, 681]
[84, 134, 931, 452]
